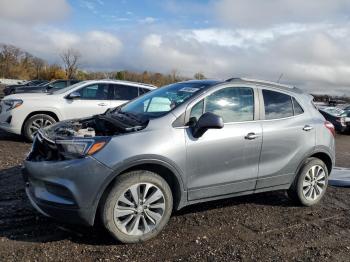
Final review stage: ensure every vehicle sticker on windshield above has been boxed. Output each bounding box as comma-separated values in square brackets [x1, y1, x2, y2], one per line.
[179, 87, 200, 93]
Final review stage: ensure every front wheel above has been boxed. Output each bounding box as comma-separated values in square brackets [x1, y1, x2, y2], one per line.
[101, 170, 173, 243]
[23, 114, 56, 142]
[288, 157, 328, 206]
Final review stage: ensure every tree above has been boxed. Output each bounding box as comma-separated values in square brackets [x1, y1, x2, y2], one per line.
[60, 48, 80, 79]
[115, 71, 125, 80]
[194, 72, 205, 80]
[32, 57, 45, 79]
[0, 45, 22, 78]
[170, 69, 179, 82]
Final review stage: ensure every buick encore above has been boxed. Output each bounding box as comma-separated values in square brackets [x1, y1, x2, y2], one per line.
[23, 78, 335, 243]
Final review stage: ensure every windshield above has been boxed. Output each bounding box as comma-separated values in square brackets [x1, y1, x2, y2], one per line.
[119, 81, 215, 119]
[323, 107, 345, 116]
[51, 81, 87, 94]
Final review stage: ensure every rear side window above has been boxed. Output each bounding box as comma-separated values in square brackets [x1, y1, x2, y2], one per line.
[112, 84, 139, 100]
[263, 90, 293, 120]
[139, 88, 151, 95]
[292, 97, 304, 115]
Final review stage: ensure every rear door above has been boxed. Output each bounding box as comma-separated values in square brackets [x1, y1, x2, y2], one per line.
[110, 84, 139, 108]
[185, 85, 263, 200]
[62, 83, 111, 120]
[256, 89, 316, 189]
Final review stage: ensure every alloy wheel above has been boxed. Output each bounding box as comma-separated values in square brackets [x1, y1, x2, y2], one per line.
[113, 183, 166, 236]
[302, 165, 326, 201]
[29, 118, 54, 138]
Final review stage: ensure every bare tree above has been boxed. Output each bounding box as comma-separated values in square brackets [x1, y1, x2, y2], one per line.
[32, 57, 45, 79]
[170, 69, 179, 82]
[194, 72, 205, 80]
[60, 48, 81, 79]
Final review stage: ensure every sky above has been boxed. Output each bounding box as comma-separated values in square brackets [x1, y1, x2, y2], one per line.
[0, 0, 350, 95]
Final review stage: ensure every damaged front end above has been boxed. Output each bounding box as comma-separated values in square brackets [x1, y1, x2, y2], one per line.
[27, 112, 148, 161]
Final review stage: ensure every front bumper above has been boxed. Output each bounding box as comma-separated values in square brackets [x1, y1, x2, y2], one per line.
[0, 105, 22, 135]
[23, 156, 113, 226]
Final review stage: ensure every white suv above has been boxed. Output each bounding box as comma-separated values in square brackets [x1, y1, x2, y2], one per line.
[0, 80, 156, 141]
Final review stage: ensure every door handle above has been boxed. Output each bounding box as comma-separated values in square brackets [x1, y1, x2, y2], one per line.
[98, 103, 108, 106]
[245, 132, 259, 140]
[303, 125, 313, 131]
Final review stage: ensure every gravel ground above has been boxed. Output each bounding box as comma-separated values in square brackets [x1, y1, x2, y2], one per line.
[0, 130, 349, 261]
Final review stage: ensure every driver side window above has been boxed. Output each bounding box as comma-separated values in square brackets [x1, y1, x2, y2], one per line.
[189, 87, 255, 123]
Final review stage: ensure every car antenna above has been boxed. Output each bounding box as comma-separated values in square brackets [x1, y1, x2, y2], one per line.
[277, 73, 284, 83]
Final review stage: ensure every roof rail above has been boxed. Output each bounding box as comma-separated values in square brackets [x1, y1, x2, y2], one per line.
[90, 79, 156, 88]
[225, 77, 294, 89]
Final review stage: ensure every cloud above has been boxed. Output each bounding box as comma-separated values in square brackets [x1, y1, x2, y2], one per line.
[214, 0, 350, 28]
[0, 0, 70, 24]
[138, 17, 157, 24]
[136, 23, 350, 95]
[0, 0, 349, 95]
[0, 22, 123, 70]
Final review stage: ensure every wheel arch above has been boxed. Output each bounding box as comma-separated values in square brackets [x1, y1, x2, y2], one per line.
[308, 152, 333, 175]
[94, 159, 187, 225]
[21, 111, 60, 134]
[296, 150, 333, 178]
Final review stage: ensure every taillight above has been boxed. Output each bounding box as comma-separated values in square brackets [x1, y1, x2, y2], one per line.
[324, 121, 335, 136]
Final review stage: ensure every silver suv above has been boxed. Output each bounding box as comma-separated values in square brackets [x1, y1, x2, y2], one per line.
[23, 78, 335, 243]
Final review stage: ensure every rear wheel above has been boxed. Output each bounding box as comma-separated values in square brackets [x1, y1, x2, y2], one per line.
[101, 170, 173, 243]
[23, 114, 56, 142]
[288, 157, 328, 206]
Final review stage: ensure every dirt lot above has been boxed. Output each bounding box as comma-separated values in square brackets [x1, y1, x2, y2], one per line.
[0, 130, 349, 262]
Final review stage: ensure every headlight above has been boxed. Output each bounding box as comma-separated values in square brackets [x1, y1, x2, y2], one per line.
[4, 99, 23, 111]
[56, 138, 109, 158]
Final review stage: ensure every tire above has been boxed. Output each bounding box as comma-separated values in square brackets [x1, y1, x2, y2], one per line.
[101, 170, 173, 243]
[288, 157, 328, 206]
[23, 114, 56, 142]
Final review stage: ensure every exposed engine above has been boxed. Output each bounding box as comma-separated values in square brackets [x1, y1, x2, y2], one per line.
[28, 111, 148, 162]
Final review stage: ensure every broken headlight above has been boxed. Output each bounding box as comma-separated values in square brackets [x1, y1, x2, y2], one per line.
[56, 137, 110, 158]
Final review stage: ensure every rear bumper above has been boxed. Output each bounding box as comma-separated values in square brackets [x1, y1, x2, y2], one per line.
[23, 156, 114, 226]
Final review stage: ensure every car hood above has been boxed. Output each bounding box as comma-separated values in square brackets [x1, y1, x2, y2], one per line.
[4, 92, 58, 100]
[40, 113, 148, 141]
[14, 85, 46, 92]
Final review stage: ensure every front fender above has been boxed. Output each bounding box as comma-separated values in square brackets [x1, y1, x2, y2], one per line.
[90, 155, 187, 222]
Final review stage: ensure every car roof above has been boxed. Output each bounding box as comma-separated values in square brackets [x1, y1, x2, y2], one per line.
[178, 78, 305, 95]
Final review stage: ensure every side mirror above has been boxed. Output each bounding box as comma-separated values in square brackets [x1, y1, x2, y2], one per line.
[192, 112, 224, 138]
[67, 91, 81, 99]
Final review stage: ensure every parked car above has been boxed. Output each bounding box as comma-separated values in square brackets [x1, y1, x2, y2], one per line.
[319, 107, 350, 133]
[3, 80, 49, 96]
[3, 79, 80, 96]
[23, 78, 335, 243]
[0, 80, 155, 141]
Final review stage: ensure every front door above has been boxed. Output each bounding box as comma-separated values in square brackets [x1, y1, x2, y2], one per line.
[63, 83, 111, 120]
[185, 86, 263, 200]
